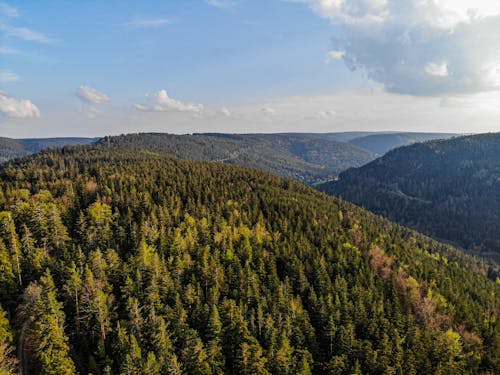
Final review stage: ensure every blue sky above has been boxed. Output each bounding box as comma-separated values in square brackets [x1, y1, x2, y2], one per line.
[3, 1, 360, 104]
[1, 0, 500, 137]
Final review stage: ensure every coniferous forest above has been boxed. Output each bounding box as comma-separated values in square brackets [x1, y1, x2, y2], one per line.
[0, 144, 498, 374]
[320, 133, 500, 260]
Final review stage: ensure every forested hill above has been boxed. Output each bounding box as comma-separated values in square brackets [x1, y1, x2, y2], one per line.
[0, 145, 498, 374]
[348, 132, 458, 155]
[0, 137, 98, 162]
[0, 137, 31, 162]
[100, 133, 377, 184]
[319, 133, 500, 260]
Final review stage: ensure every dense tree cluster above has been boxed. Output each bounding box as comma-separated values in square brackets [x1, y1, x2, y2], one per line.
[321, 133, 500, 260]
[0, 145, 497, 374]
[348, 133, 457, 155]
[102, 133, 376, 185]
[0, 138, 31, 163]
[0, 137, 96, 163]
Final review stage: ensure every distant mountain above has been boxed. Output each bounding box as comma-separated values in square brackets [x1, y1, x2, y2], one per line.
[277, 132, 380, 143]
[101, 133, 377, 184]
[0, 137, 32, 162]
[20, 137, 100, 152]
[0, 132, 458, 178]
[0, 137, 98, 162]
[348, 132, 459, 155]
[319, 133, 500, 260]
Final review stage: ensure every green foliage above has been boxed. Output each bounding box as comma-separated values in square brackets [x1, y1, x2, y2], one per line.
[0, 145, 497, 374]
[20, 269, 75, 375]
[0, 304, 17, 375]
[348, 132, 457, 155]
[321, 133, 500, 260]
[0, 137, 97, 163]
[101, 132, 377, 184]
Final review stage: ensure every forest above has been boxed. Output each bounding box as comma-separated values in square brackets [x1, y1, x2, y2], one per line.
[101, 133, 377, 185]
[347, 133, 457, 155]
[0, 144, 498, 374]
[320, 133, 500, 261]
[0, 137, 97, 163]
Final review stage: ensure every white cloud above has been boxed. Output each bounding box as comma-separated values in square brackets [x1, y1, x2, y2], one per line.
[309, 109, 337, 119]
[482, 62, 500, 87]
[0, 69, 18, 82]
[205, 0, 238, 9]
[414, 0, 500, 30]
[297, 0, 500, 28]
[218, 107, 232, 117]
[326, 50, 345, 62]
[0, 24, 53, 44]
[123, 17, 172, 29]
[325, 50, 346, 64]
[87, 106, 100, 119]
[294, 0, 500, 95]
[0, 2, 18, 18]
[0, 46, 20, 54]
[261, 107, 276, 115]
[76, 86, 110, 105]
[0, 91, 40, 118]
[441, 91, 500, 113]
[425, 62, 449, 77]
[291, 0, 389, 25]
[134, 89, 205, 114]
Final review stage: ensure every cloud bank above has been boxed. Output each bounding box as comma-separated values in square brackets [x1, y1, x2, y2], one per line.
[0, 91, 40, 118]
[295, 0, 500, 95]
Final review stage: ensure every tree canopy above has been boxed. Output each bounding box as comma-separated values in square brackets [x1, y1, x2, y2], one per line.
[0, 144, 497, 374]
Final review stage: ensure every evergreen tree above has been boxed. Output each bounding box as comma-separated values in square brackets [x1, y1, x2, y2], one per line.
[0, 142, 496, 374]
[21, 269, 75, 375]
[0, 304, 17, 375]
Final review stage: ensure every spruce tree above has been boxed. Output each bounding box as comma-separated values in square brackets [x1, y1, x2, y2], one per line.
[22, 269, 76, 375]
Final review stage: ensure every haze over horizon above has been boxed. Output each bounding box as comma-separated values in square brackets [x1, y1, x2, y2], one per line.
[1, 0, 500, 137]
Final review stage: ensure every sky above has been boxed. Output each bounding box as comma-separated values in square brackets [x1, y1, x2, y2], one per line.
[1, 0, 500, 137]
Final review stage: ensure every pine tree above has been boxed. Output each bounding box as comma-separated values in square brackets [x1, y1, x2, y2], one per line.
[270, 333, 294, 374]
[21, 269, 76, 375]
[149, 316, 177, 373]
[142, 352, 160, 375]
[120, 334, 142, 375]
[181, 329, 212, 375]
[221, 300, 269, 375]
[80, 263, 113, 355]
[0, 240, 16, 308]
[63, 262, 82, 334]
[206, 305, 225, 374]
[0, 212, 22, 286]
[0, 304, 17, 375]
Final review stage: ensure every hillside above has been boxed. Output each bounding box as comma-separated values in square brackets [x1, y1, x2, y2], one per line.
[0, 138, 32, 162]
[0, 144, 498, 374]
[0, 137, 98, 162]
[0, 133, 457, 179]
[277, 132, 379, 143]
[19, 137, 99, 152]
[348, 132, 458, 155]
[102, 133, 377, 184]
[320, 133, 500, 260]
